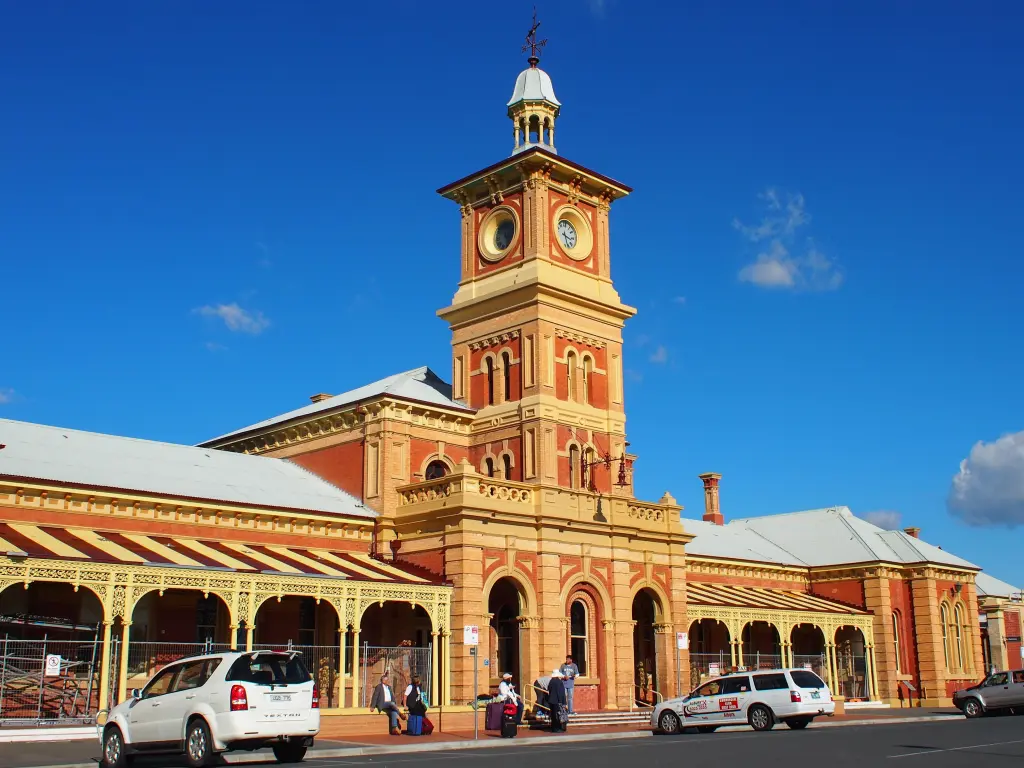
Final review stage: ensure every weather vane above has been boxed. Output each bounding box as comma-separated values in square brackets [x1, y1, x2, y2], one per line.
[522, 7, 548, 64]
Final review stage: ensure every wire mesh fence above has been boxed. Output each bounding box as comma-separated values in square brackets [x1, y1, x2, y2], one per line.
[0, 636, 102, 724]
[357, 645, 432, 708]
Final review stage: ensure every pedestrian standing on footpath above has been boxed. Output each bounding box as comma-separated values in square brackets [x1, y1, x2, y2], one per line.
[546, 669, 568, 732]
[559, 654, 580, 714]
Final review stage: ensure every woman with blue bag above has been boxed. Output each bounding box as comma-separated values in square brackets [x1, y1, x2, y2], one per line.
[404, 675, 428, 735]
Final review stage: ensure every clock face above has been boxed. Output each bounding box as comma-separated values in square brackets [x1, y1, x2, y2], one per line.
[494, 219, 515, 251]
[557, 219, 577, 250]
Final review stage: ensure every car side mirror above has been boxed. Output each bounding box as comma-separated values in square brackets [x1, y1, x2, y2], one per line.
[131, 688, 143, 700]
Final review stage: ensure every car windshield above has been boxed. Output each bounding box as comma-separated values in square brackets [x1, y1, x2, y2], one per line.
[226, 653, 311, 685]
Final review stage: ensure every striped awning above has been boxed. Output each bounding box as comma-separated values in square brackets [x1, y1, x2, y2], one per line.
[687, 582, 868, 615]
[0, 522, 436, 584]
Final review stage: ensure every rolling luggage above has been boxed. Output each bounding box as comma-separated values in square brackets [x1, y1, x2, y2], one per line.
[485, 701, 504, 731]
[407, 714, 423, 736]
[501, 715, 518, 738]
[422, 717, 434, 735]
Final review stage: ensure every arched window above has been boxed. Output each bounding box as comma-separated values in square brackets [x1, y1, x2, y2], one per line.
[583, 447, 595, 491]
[424, 460, 449, 481]
[502, 453, 513, 480]
[582, 356, 594, 405]
[568, 445, 579, 489]
[485, 357, 495, 406]
[570, 600, 588, 675]
[502, 351, 512, 402]
[891, 612, 902, 674]
[940, 603, 951, 670]
[566, 351, 578, 401]
[953, 604, 965, 670]
[484, 457, 496, 478]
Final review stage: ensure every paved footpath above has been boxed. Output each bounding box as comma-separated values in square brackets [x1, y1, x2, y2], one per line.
[0, 708, 966, 768]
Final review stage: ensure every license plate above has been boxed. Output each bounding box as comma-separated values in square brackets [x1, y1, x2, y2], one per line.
[810, 691, 820, 699]
[269, 694, 293, 702]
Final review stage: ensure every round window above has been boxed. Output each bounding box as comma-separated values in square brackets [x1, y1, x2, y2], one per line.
[494, 219, 515, 251]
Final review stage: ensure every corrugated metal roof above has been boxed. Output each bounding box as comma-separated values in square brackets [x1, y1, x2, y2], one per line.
[976, 572, 1022, 598]
[687, 582, 868, 614]
[0, 418, 373, 518]
[202, 366, 470, 445]
[685, 506, 979, 570]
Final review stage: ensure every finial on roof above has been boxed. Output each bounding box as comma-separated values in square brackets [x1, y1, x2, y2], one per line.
[521, 7, 547, 67]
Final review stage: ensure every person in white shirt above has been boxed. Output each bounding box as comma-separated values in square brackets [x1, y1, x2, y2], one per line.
[369, 673, 405, 734]
[498, 672, 524, 724]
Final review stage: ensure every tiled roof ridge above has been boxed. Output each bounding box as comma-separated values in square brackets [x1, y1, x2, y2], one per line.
[730, 505, 852, 524]
[732, 522, 809, 567]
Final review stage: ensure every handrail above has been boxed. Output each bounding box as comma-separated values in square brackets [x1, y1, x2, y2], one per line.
[529, 683, 551, 713]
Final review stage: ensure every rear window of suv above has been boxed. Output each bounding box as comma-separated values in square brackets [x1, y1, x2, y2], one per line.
[790, 671, 826, 689]
[227, 654, 311, 685]
[753, 673, 788, 691]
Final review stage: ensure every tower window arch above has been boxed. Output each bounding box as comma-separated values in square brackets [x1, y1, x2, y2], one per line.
[528, 115, 541, 144]
[582, 355, 594, 405]
[566, 350, 579, 401]
[568, 444, 580, 489]
[502, 351, 512, 402]
[953, 604, 965, 670]
[582, 447, 595, 491]
[502, 453, 513, 481]
[483, 456, 496, 478]
[485, 356, 495, 406]
[425, 460, 449, 481]
[940, 603, 951, 670]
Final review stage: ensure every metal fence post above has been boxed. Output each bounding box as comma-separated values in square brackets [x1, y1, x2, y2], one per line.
[0, 634, 8, 719]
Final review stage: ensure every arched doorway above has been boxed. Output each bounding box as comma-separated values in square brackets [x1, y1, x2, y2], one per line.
[488, 578, 522, 686]
[791, 624, 827, 679]
[741, 621, 781, 669]
[632, 589, 660, 704]
[358, 602, 433, 708]
[688, 619, 730, 681]
[835, 626, 868, 700]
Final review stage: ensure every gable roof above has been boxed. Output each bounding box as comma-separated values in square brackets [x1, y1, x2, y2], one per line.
[684, 506, 979, 570]
[202, 366, 472, 446]
[0, 418, 373, 519]
[976, 572, 1022, 599]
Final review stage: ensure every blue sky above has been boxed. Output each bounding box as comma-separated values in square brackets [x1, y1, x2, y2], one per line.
[1, 1, 1022, 586]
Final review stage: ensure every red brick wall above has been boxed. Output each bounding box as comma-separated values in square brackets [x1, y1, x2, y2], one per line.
[811, 579, 866, 609]
[289, 439, 363, 499]
[1006, 609, 1022, 668]
[474, 195, 524, 277]
[889, 579, 919, 684]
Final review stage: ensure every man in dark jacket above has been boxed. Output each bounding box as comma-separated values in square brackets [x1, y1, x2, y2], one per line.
[369, 673, 405, 735]
[546, 670, 568, 732]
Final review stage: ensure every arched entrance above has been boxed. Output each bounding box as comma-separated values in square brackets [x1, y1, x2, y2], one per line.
[0, 582, 104, 721]
[791, 624, 827, 679]
[741, 621, 781, 669]
[488, 578, 522, 686]
[357, 602, 433, 708]
[632, 589, 661, 704]
[688, 618, 730, 681]
[835, 626, 868, 700]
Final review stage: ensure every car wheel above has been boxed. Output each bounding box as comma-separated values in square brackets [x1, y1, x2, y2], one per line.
[272, 743, 308, 764]
[748, 705, 774, 732]
[696, 726, 718, 733]
[786, 718, 810, 730]
[962, 698, 984, 719]
[100, 726, 130, 768]
[185, 719, 214, 768]
[658, 710, 682, 735]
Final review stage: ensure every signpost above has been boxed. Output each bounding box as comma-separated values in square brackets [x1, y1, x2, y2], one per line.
[464, 626, 479, 740]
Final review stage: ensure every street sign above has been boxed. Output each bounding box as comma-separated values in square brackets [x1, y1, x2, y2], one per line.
[44, 654, 62, 677]
[676, 632, 688, 650]
[708, 662, 720, 677]
[483, 659, 490, 666]
[463, 625, 479, 645]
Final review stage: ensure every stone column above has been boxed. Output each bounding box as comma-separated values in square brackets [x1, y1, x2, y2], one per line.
[446, 538, 484, 704]
[866, 644, 879, 700]
[963, 582, 985, 678]
[825, 643, 837, 692]
[229, 624, 238, 651]
[98, 620, 114, 710]
[986, 606, 1007, 670]
[442, 630, 452, 706]
[245, 626, 254, 652]
[911, 574, 947, 705]
[602, 619, 618, 709]
[863, 573, 898, 702]
[518, 616, 541, 703]
[351, 630, 361, 707]
[654, 623, 674, 700]
[117, 620, 132, 706]
[430, 631, 440, 707]
[338, 627, 348, 708]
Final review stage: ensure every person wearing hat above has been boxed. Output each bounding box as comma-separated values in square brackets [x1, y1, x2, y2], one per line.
[546, 669, 568, 732]
[497, 672, 524, 725]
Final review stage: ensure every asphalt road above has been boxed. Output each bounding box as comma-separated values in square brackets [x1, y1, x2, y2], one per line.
[4, 716, 1024, 768]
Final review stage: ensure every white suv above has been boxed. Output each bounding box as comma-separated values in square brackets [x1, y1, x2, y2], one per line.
[652, 668, 835, 734]
[99, 650, 321, 768]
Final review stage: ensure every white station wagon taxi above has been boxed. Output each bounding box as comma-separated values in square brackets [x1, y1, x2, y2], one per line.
[99, 650, 320, 768]
[652, 668, 835, 734]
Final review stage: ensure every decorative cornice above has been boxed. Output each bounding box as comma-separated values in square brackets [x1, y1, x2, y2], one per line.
[468, 330, 520, 351]
[555, 328, 606, 349]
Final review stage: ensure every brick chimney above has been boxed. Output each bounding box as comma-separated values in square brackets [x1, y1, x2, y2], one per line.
[904, 526, 921, 539]
[699, 473, 724, 525]
[309, 393, 333, 403]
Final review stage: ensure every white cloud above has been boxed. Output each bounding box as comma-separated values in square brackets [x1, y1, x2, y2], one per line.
[649, 345, 668, 364]
[948, 430, 1024, 527]
[0, 388, 14, 404]
[194, 303, 270, 335]
[735, 189, 842, 291]
[858, 510, 903, 530]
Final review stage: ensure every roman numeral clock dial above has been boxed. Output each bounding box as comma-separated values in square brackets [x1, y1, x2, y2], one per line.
[557, 218, 577, 250]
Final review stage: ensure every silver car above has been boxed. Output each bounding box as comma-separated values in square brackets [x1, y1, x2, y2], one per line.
[953, 668, 1024, 718]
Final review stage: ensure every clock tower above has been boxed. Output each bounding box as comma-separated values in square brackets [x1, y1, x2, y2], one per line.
[437, 39, 637, 497]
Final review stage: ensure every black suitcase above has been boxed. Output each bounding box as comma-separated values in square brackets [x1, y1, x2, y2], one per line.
[501, 716, 517, 738]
